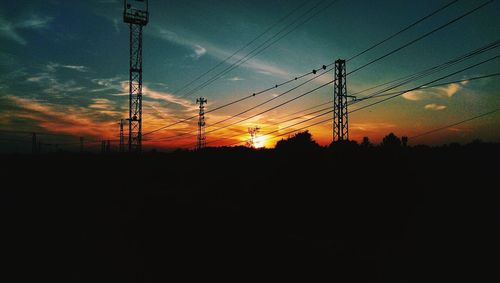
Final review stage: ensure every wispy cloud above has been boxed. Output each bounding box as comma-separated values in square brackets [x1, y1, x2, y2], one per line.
[5, 95, 118, 138]
[402, 91, 425, 101]
[424, 103, 447, 111]
[190, 45, 207, 59]
[151, 26, 290, 78]
[350, 122, 396, 132]
[44, 79, 85, 94]
[155, 28, 208, 60]
[228, 76, 244, 81]
[91, 76, 123, 92]
[0, 24, 26, 45]
[17, 15, 53, 29]
[89, 98, 115, 110]
[0, 14, 53, 45]
[25, 66, 86, 95]
[443, 83, 460, 97]
[61, 65, 89, 72]
[46, 62, 89, 73]
[119, 81, 195, 109]
[402, 83, 463, 101]
[27, 73, 51, 83]
[145, 86, 196, 110]
[257, 70, 272, 75]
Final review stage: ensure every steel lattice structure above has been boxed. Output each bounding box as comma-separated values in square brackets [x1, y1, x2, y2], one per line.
[333, 59, 349, 142]
[196, 97, 207, 150]
[124, 0, 148, 152]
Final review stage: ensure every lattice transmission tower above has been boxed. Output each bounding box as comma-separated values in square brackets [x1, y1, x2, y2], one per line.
[123, 0, 149, 152]
[196, 97, 207, 150]
[333, 59, 356, 142]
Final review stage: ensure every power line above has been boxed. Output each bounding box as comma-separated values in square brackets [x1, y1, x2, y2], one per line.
[123, 0, 325, 136]
[349, 54, 500, 114]
[201, 105, 333, 147]
[143, 0, 462, 136]
[137, 36, 500, 146]
[206, 68, 333, 129]
[347, 0, 494, 76]
[179, 0, 337, 100]
[220, 56, 500, 147]
[204, 79, 333, 136]
[165, 0, 311, 103]
[150, 75, 333, 142]
[346, 0, 459, 62]
[181, 0, 461, 99]
[142, 65, 333, 137]
[350, 39, 500, 103]
[357, 73, 500, 101]
[175, 39, 499, 144]
[164, 68, 500, 149]
[409, 108, 500, 139]
[94, 71, 500, 151]
[350, 38, 500, 97]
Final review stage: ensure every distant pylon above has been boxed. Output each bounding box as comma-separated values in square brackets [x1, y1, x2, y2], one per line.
[196, 97, 207, 150]
[246, 126, 260, 148]
[119, 119, 125, 153]
[32, 133, 37, 154]
[124, 0, 149, 153]
[333, 59, 356, 142]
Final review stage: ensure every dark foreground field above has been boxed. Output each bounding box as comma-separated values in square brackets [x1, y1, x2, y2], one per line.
[2, 143, 499, 282]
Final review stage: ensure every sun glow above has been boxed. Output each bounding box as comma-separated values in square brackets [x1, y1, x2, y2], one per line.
[254, 136, 266, 148]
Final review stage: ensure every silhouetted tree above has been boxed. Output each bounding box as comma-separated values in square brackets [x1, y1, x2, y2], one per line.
[469, 139, 483, 145]
[329, 139, 359, 152]
[361, 136, 372, 148]
[381, 133, 401, 148]
[275, 131, 320, 151]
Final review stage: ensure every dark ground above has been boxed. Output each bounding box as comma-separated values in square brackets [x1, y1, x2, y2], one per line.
[2, 143, 499, 282]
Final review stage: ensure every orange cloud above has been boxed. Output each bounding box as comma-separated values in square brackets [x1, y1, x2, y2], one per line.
[424, 103, 447, 111]
[6, 95, 117, 139]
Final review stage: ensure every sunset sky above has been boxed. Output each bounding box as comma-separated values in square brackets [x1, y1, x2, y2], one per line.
[0, 0, 499, 152]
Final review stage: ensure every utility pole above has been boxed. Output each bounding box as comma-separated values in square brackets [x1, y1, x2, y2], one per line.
[124, 0, 149, 153]
[32, 133, 37, 154]
[119, 119, 125, 153]
[247, 126, 260, 148]
[196, 97, 207, 150]
[333, 59, 356, 142]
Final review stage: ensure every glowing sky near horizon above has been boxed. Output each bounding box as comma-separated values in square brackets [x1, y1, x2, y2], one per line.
[0, 0, 499, 152]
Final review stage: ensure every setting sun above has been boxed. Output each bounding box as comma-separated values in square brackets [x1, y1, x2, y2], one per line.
[254, 136, 267, 148]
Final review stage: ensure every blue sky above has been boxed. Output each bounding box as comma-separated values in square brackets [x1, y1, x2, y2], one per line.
[0, 0, 499, 151]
